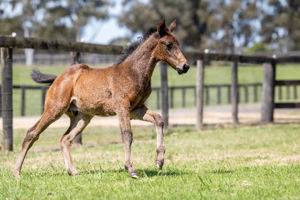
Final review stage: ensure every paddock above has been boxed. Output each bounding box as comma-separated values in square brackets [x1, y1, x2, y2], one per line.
[0, 123, 299, 199]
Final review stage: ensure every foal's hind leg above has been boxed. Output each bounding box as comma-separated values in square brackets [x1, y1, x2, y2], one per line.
[131, 105, 165, 169]
[13, 110, 64, 177]
[59, 113, 92, 176]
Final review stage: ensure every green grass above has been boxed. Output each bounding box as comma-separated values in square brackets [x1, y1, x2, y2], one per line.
[0, 124, 300, 199]
[2, 63, 300, 115]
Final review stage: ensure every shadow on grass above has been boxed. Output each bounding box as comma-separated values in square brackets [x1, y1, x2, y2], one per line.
[209, 169, 235, 174]
[138, 169, 187, 177]
[78, 168, 190, 178]
[20, 168, 185, 178]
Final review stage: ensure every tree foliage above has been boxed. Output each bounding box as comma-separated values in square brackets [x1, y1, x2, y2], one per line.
[259, 0, 300, 52]
[0, 0, 110, 41]
[118, 0, 300, 53]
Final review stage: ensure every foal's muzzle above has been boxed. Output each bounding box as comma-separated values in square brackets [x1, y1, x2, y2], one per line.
[177, 64, 190, 75]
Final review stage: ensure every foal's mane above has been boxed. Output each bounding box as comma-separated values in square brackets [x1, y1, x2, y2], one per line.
[116, 27, 157, 65]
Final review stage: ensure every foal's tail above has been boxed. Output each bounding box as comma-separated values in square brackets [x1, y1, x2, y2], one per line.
[31, 69, 57, 84]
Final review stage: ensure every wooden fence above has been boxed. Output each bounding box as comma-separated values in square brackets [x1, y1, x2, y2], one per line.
[2, 82, 298, 117]
[0, 83, 266, 117]
[192, 55, 300, 127]
[1, 35, 300, 151]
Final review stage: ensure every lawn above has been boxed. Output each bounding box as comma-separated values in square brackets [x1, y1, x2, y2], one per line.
[0, 123, 299, 199]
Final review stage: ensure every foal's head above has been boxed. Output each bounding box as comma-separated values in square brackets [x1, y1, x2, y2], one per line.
[153, 20, 190, 74]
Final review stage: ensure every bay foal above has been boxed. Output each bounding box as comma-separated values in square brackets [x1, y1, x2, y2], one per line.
[14, 20, 189, 178]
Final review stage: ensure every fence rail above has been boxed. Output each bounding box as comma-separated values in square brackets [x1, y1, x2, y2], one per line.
[1, 36, 300, 64]
[0, 36, 123, 55]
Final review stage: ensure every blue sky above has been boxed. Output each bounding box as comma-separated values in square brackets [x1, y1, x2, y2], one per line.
[82, 18, 130, 44]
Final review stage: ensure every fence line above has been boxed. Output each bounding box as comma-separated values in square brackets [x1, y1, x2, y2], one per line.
[1, 36, 300, 151]
[1, 36, 300, 64]
[2, 82, 299, 117]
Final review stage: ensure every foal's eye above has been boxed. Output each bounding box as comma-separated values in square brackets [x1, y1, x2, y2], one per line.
[165, 42, 173, 50]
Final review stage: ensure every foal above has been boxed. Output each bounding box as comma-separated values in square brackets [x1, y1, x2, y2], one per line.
[14, 20, 189, 178]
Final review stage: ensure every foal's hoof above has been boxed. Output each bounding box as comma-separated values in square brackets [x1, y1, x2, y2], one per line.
[13, 170, 21, 178]
[156, 161, 164, 169]
[130, 173, 139, 179]
[67, 169, 80, 176]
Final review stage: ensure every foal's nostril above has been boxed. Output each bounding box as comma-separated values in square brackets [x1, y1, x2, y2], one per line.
[183, 64, 190, 73]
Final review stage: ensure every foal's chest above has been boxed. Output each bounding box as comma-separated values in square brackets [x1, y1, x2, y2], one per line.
[130, 85, 152, 109]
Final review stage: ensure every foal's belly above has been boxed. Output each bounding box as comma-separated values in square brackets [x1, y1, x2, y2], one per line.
[71, 97, 116, 117]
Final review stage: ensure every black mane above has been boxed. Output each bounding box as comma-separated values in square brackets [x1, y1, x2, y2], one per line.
[115, 27, 157, 65]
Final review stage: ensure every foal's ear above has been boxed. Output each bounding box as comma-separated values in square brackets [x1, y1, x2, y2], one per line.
[157, 20, 168, 37]
[168, 19, 176, 32]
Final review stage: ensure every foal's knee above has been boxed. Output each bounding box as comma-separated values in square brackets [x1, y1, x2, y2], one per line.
[22, 130, 39, 148]
[122, 131, 133, 144]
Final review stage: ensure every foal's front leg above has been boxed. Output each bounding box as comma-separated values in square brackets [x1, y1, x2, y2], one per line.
[117, 109, 138, 178]
[131, 106, 165, 169]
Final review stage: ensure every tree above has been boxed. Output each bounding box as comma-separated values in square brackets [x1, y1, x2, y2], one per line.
[1, 0, 111, 65]
[118, 0, 214, 50]
[0, 0, 111, 41]
[244, 42, 270, 54]
[117, 0, 260, 53]
[39, 0, 110, 42]
[212, 0, 259, 53]
[259, 0, 300, 53]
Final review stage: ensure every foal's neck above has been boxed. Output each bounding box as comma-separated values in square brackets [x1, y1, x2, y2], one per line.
[127, 35, 158, 85]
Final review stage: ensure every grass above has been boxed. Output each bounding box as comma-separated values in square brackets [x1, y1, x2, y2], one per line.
[0, 124, 299, 199]
[1, 63, 300, 116]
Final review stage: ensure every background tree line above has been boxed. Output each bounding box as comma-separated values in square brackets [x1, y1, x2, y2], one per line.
[0, 0, 300, 54]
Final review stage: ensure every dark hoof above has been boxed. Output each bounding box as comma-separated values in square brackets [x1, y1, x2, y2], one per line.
[130, 173, 138, 179]
[67, 169, 80, 176]
[156, 161, 163, 169]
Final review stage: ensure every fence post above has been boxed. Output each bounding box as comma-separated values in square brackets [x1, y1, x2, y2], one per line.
[231, 60, 239, 124]
[41, 87, 47, 114]
[261, 62, 276, 123]
[21, 87, 26, 116]
[0, 85, 2, 117]
[160, 62, 169, 129]
[196, 59, 205, 129]
[72, 52, 81, 64]
[1, 48, 13, 151]
[71, 52, 83, 145]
